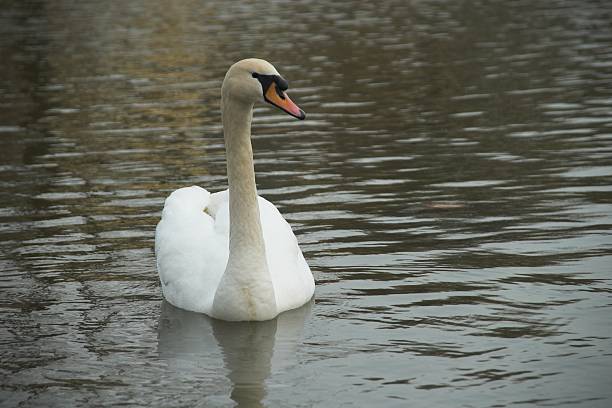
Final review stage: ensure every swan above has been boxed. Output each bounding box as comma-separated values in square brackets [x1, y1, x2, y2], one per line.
[155, 59, 315, 321]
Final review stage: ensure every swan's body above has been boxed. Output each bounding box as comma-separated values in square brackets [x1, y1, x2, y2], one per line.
[155, 59, 315, 321]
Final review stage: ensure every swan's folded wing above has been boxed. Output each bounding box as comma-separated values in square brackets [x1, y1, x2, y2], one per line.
[155, 186, 229, 313]
[258, 196, 315, 311]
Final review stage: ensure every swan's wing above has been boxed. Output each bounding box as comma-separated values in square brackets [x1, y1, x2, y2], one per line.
[258, 197, 315, 312]
[155, 186, 229, 314]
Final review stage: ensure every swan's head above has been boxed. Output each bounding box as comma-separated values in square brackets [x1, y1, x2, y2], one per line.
[222, 58, 305, 120]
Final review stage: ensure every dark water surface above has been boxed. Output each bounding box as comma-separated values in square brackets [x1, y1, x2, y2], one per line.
[1, 0, 612, 407]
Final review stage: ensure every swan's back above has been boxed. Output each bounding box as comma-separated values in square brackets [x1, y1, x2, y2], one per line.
[155, 186, 314, 315]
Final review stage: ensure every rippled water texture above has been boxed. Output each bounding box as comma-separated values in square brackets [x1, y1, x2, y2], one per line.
[2, 0, 612, 407]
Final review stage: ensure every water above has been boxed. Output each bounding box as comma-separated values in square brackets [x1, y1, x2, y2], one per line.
[1, 0, 612, 406]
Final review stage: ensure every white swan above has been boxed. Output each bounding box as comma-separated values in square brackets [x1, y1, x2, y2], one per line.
[155, 59, 315, 321]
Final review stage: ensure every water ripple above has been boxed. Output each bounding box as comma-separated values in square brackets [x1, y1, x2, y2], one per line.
[1, 0, 612, 407]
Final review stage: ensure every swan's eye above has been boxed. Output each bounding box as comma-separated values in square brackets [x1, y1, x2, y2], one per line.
[252, 72, 259, 79]
[274, 76, 289, 92]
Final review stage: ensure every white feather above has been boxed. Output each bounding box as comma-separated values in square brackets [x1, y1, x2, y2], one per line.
[155, 186, 315, 316]
[155, 58, 315, 321]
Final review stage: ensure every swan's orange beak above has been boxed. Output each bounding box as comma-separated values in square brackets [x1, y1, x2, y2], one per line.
[264, 82, 305, 120]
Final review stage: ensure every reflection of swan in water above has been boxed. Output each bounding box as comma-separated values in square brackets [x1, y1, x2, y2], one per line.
[157, 299, 312, 407]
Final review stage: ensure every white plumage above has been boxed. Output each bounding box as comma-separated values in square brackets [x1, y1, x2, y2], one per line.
[155, 59, 315, 321]
[155, 187, 314, 316]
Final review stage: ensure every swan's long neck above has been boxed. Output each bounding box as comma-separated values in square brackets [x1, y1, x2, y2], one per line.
[223, 97, 265, 258]
[212, 92, 277, 321]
